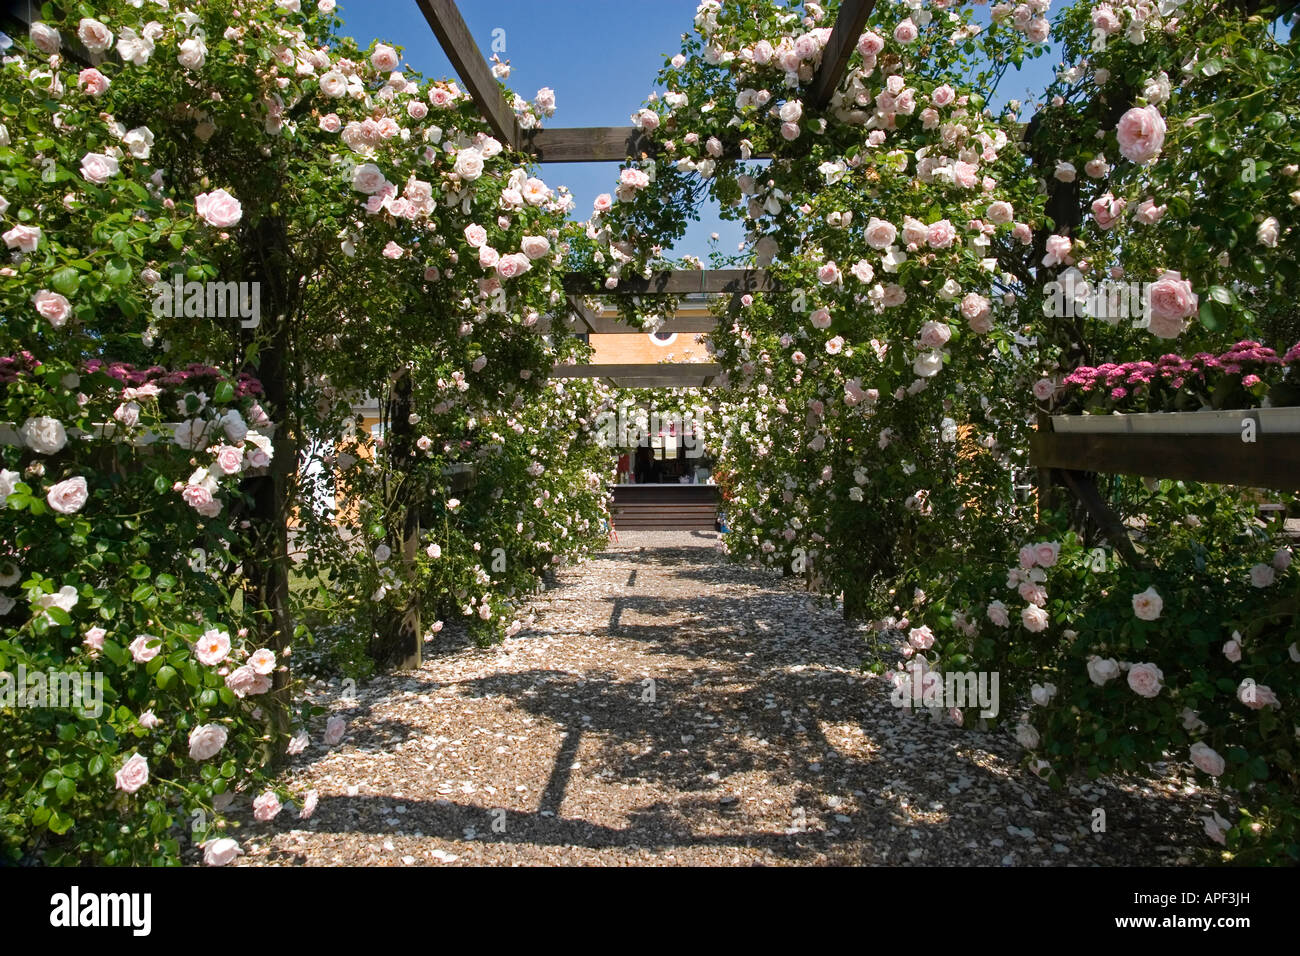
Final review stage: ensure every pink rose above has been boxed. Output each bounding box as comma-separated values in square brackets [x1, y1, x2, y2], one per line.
[81, 153, 121, 186]
[195, 628, 231, 666]
[188, 723, 229, 760]
[1034, 542, 1060, 567]
[3, 224, 41, 252]
[1116, 106, 1166, 165]
[857, 31, 884, 56]
[47, 476, 89, 515]
[83, 627, 106, 654]
[130, 634, 161, 663]
[817, 261, 841, 285]
[495, 253, 531, 279]
[1127, 662, 1164, 698]
[1146, 271, 1196, 339]
[33, 290, 71, 328]
[1189, 742, 1225, 777]
[986, 601, 1010, 627]
[478, 245, 500, 269]
[371, 43, 399, 72]
[1033, 378, 1056, 402]
[893, 19, 919, 43]
[115, 753, 149, 793]
[1087, 656, 1120, 685]
[810, 308, 832, 330]
[253, 790, 282, 822]
[463, 223, 487, 248]
[926, 219, 956, 249]
[521, 235, 551, 260]
[1223, 639, 1242, 663]
[1249, 563, 1275, 588]
[908, 626, 934, 650]
[1091, 194, 1126, 230]
[1019, 545, 1037, 569]
[78, 68, 110, 96]
[1021, 605, 1049, 632]
[918, 321, 951, 349]
[1135, 197, 1166, 224]
[986, 200, 1013, 224]
[225, 664, 260, 697]
[202, 838, 243, 866]
[300, 790, 320, 819]
[195, 188, 243, 228]
[960, 293, 991, 325]
[324, 715, 347, 746]
[1043, 234, 1073, 266]
[931, 84, 955, 107]
[1237, 678, 1279, 709]
[138, 709, 162, 730]
[249, 648, 277, 675]
[1132, 586, 1163, 620]
[864, 217, 897, 250]
[213, 445, 244, 475]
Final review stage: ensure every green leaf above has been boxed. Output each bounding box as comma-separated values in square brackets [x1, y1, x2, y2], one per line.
[154, 665, 178, 690]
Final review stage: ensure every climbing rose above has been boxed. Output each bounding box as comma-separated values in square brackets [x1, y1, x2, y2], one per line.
[114, 753, 149, 794]
[195, 628, 231, 665]
[1146, 271, 1196, 339]
[1021, 605, 1049, 632]
[46, 476, 88, 515]
[1132, 586, 1163, 620]
[203, 838, 243, 866]
[1116, 106, 1166, 164]
[195, 189, 242, 228]
[1087, 656, 1120, 685]
[189, 723, 229, 760]
[252, 791, 282, 822]
[1127, 662, 1165, 698]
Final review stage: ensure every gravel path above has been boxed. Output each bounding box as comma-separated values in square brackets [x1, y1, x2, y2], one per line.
[236, 531, 1211, 866]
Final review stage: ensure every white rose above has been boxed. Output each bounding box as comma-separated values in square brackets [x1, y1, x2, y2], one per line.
[454, 147, 485, 181]
[1086, 656, 1120, 685]
[188, 723, 229, 760]
[20, 416, 68, 455]
[46, 476, 89, 514]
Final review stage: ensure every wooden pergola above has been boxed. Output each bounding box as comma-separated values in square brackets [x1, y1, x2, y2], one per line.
[414, 0, 875, 387]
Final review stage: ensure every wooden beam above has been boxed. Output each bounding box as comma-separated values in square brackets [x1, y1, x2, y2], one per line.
[586, 314, 718, 334]
[808, 0, 877, 109]
[562, 269, 778, 296]
[524, 126, 774, 163]
[552, 363, 721, 382]
[1029, 430, 1300, 491]
[526, 127, 656, 163]
[414, 0, 520, 148]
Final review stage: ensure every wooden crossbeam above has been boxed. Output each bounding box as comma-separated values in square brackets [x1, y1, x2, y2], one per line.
[526, 127, 657, 163]
[551, 363, 721, 383]
[524, 126, 773, 164]
[808, 0, 877, 108]
[414, 0, 520, 148]
[1029, 430, 1300, 491]
[585, 313, 718, 334]
[562, 269, 778, 296]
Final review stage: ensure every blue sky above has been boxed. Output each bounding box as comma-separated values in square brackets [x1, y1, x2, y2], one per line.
[338, 0, 1063, 258]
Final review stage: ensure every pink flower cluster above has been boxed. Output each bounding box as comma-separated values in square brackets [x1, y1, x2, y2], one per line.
[1060, 341, 1296, 412]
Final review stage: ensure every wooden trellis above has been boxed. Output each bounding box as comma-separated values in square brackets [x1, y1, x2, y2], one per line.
[415, 0, 872, 387]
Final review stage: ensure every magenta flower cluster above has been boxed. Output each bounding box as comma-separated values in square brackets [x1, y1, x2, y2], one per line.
[1060, 341, 1296, 412]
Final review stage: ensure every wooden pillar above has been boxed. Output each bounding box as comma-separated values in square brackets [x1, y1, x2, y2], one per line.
[370, 368, 423, 670]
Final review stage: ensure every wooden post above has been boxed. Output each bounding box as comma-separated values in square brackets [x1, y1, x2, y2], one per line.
[241, 216, 297, 762]
[370, 368, 423, 670]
